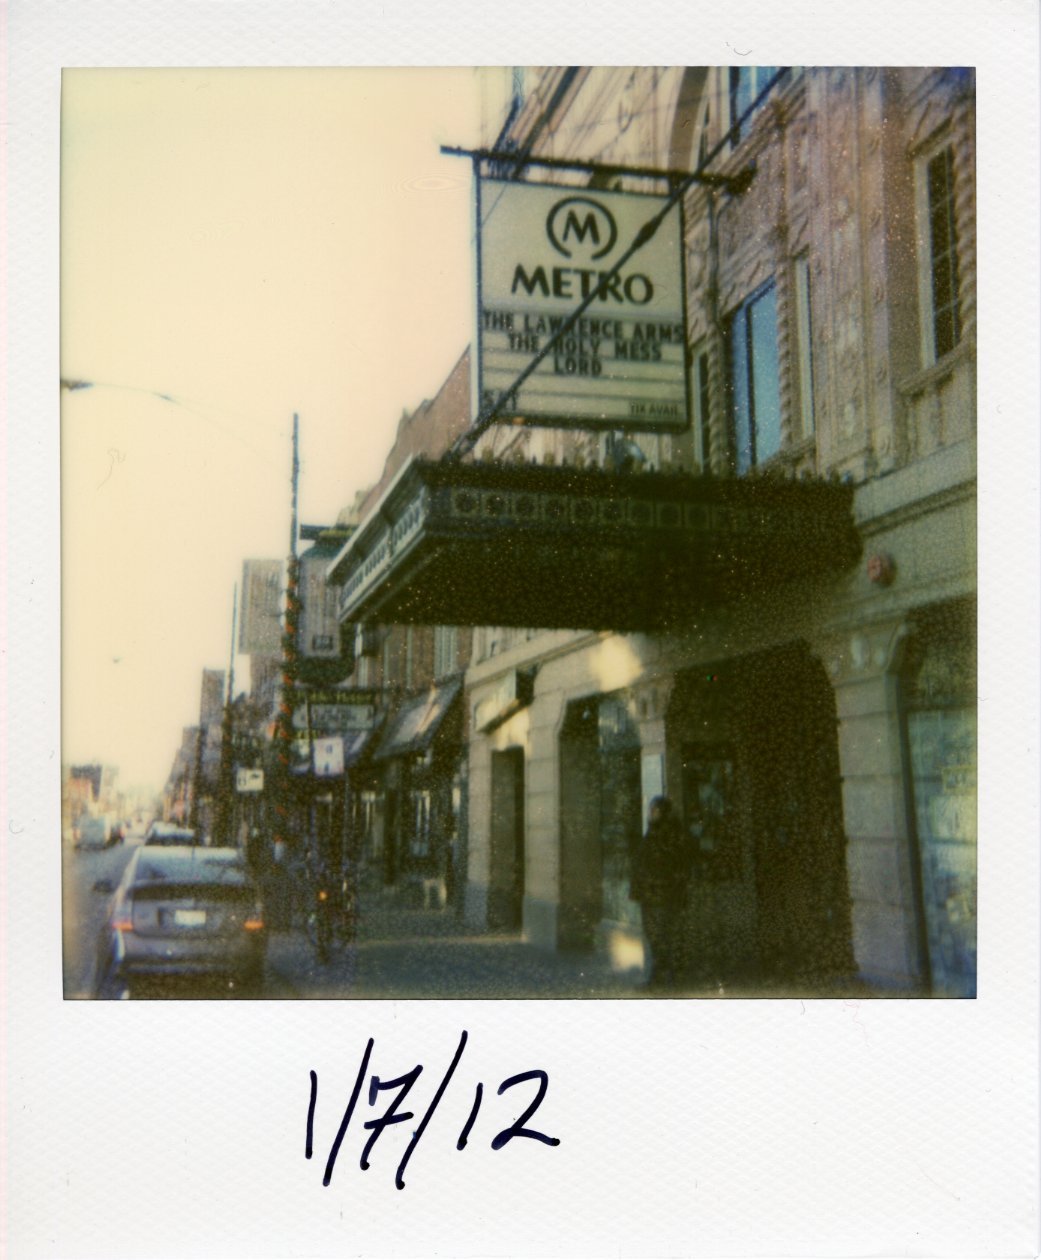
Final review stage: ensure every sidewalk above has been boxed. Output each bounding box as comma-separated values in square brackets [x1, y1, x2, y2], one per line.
[264, 887, 641, 999]
[263, 882, 884, 1000]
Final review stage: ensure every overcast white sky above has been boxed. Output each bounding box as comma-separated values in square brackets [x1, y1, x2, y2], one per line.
[61, 67, 502, 792]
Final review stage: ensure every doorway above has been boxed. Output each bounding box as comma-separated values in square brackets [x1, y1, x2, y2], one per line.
[558, 702, 601, 949]
[488, 747, 525, 930]
[670, 645, 854, 982]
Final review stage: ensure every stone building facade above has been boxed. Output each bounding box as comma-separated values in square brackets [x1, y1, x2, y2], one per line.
[332, 66, 976, 994]
[459, 67, 976, 994]
[332, 352, 475, 901]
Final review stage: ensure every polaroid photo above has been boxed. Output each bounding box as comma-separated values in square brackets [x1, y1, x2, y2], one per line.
[6, 2, 1039, 1257]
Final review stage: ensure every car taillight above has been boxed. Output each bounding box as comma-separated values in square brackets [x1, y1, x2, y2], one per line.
[111, 906, 134, 933]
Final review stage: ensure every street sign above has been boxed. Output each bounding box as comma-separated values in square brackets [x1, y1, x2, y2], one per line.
[313, 737, 344, 778]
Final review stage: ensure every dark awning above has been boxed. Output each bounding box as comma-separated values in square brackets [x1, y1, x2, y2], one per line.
[375, 679, 462, 761]
[328, 457, 861, 633]
[342, 728, 378, 769]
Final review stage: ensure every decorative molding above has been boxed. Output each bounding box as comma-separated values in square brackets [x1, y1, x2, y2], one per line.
[816, 616, 911, 686]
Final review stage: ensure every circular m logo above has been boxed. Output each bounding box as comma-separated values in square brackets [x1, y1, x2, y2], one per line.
[546, 196, 617, 261]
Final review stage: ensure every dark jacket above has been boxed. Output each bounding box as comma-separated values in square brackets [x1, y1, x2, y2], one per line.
[630, 812, 690, 908]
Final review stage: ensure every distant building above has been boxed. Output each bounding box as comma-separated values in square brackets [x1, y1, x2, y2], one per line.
[328, 353, 474, 901]
[200, 668, 226, 728]
[239, 559, 283, 655]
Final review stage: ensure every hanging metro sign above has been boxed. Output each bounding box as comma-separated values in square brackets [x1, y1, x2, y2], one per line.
[476, 178, 691, 431]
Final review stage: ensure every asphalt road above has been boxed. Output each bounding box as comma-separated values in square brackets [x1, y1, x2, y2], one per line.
[62, 835, 139, 998]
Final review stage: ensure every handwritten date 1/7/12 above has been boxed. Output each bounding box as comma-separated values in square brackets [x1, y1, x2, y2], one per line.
[307, 1030, 560, 1190]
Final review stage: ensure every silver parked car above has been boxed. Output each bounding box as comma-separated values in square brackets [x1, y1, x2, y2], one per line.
[143, 821, 198, 846]
[93, 846, 266, 997]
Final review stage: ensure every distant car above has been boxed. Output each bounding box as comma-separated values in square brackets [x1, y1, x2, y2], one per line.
[75, 817, 113, 851]
[92, 845, 266, 997]
[143, 821, 198, 846]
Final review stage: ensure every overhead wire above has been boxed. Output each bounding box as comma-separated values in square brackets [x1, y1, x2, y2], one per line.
[451, 67, 794, 460]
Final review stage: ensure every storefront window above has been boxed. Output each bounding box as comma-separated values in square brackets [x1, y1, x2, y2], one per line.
[410, 789, 432, 857]
[903, 604, 977, 996]
[681, 749, 739, 882]
[598, 696, 642, 927]
[359, 790, 381, 863]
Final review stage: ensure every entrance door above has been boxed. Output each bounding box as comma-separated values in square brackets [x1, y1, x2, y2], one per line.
[740, 650, 853, 979]
[488, 748, 525, 930]
[558, 702, 601, 949]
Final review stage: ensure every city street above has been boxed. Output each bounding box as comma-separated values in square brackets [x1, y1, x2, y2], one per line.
[64, 845, 883, 1000]
[62, 840, 644, 999]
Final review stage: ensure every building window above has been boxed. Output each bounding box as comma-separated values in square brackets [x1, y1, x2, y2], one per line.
[793, 254, 815, 440]
[917, 140, 962, 364]
[410, 790, 432, 858]
[691, 346, 712, 471]
[359, 790, 381, 863]
[695, 94, 711, 170]
[901, 601, 976, 996]
[726, 281, 781, 473]
[728, 66, 780, 142]
[511, 66, 526, 110]
[434, 626, 459, 680]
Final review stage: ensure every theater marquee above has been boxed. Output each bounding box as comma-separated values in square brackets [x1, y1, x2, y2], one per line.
[476, 178, 690, 431]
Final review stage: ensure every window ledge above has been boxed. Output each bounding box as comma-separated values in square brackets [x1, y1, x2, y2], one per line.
[749, 436, 817, 477]
[898, 339, 973, 399]
[718, 71, 807, 170]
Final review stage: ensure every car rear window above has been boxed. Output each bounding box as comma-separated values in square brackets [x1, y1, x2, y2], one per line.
[132, 853, 250, 886]
[130, 881, 256, 905]
[145, 825, 196, 844]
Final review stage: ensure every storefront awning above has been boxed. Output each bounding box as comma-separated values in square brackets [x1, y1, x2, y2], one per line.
[328, 457, 861, 633]
[375, 679, 462, 761]
[342, 728, 378, 769]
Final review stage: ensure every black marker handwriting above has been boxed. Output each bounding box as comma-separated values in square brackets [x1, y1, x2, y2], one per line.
[307, 1030, 559, 1189]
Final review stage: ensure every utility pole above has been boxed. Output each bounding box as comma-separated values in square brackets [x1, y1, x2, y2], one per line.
[189, 723, 204, 836]
[216, 583, 238, 847]
[271, 414, 302, 863]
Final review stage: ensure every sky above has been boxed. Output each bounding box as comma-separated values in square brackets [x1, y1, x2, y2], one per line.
[61, 67, 505, 793]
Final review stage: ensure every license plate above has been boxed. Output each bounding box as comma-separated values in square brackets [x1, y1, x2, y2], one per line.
[173, 909, 207, 927]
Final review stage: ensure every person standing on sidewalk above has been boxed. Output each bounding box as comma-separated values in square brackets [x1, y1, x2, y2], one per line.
[630, 796, 692, 990]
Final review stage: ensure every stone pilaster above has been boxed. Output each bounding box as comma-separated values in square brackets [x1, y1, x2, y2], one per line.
[814, 620, 925, 989]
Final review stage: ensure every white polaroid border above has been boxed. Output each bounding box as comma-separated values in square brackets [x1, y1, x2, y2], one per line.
[6, 3, 1039, 1258]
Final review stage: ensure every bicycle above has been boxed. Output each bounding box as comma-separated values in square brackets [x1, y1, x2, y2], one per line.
[297, 867, 357, 964]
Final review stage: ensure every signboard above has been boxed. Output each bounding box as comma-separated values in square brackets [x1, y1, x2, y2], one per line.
[292, 703, 376, 734]
[290, 736, 346, 776]
[239, 559, 283, 654]
[476, 178, 690, 431]
[236, 768, 264, 793]
[298, 547, 342, 660]
[312, 737, 345, 778]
